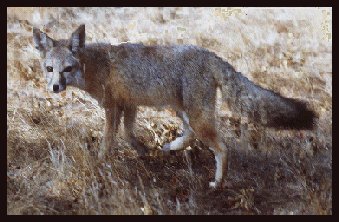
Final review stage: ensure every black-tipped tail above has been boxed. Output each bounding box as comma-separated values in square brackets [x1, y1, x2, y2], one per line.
[266, 97, 317, 130]
[221, 69, 317, 130]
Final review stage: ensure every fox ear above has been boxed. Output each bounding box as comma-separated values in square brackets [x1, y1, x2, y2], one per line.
[71, 24, 85, 54]
[33, 27, 55, 57]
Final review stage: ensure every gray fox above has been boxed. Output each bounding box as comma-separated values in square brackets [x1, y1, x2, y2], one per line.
[33, 24, 316, 188]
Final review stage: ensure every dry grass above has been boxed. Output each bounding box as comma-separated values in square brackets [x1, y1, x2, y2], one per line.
[7, 7, 332, 215]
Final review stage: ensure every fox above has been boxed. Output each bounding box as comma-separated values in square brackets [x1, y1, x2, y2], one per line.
[33, 24, 316, 188]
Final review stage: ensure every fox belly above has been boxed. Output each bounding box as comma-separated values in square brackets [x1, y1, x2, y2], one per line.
[115, 80, 183, 108]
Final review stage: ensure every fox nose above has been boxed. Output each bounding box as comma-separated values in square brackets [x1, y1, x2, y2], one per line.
[53, 84, 59, 92]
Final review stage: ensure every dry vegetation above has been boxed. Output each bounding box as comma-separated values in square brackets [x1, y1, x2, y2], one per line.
[7, 7, 332, 215]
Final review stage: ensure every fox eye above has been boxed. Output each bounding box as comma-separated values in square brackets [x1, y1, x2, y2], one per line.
[46, 66, 53, 72]
[63, 66, 73, 72]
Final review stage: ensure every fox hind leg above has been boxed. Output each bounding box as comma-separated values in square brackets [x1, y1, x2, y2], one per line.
[192, 118, 228, 188]
[180, 77, 228, 188]
[208, 142, 228, 188]
[163, 111, 195, 152]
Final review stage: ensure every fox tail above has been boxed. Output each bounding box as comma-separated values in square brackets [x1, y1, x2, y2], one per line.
[219, 62, 316, 130]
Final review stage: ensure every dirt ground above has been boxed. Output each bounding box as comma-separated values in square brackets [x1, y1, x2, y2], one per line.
[7, 7, 332, 215]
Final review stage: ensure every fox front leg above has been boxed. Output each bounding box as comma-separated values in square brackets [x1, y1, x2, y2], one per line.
[98, 106, 122, 159]
[123, 105, 148, 156]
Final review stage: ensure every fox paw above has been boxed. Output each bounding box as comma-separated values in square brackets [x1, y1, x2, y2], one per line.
[209, 181, 222, 189]
[162, 143, 171, 152]
[98, 150, 106, 160]
[130, 139, 148, 157]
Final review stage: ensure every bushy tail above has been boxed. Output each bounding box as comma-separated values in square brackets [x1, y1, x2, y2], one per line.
[219, 65, 317, 130]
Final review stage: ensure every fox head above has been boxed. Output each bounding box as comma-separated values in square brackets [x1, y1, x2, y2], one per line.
[33, 24, 85, 93]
